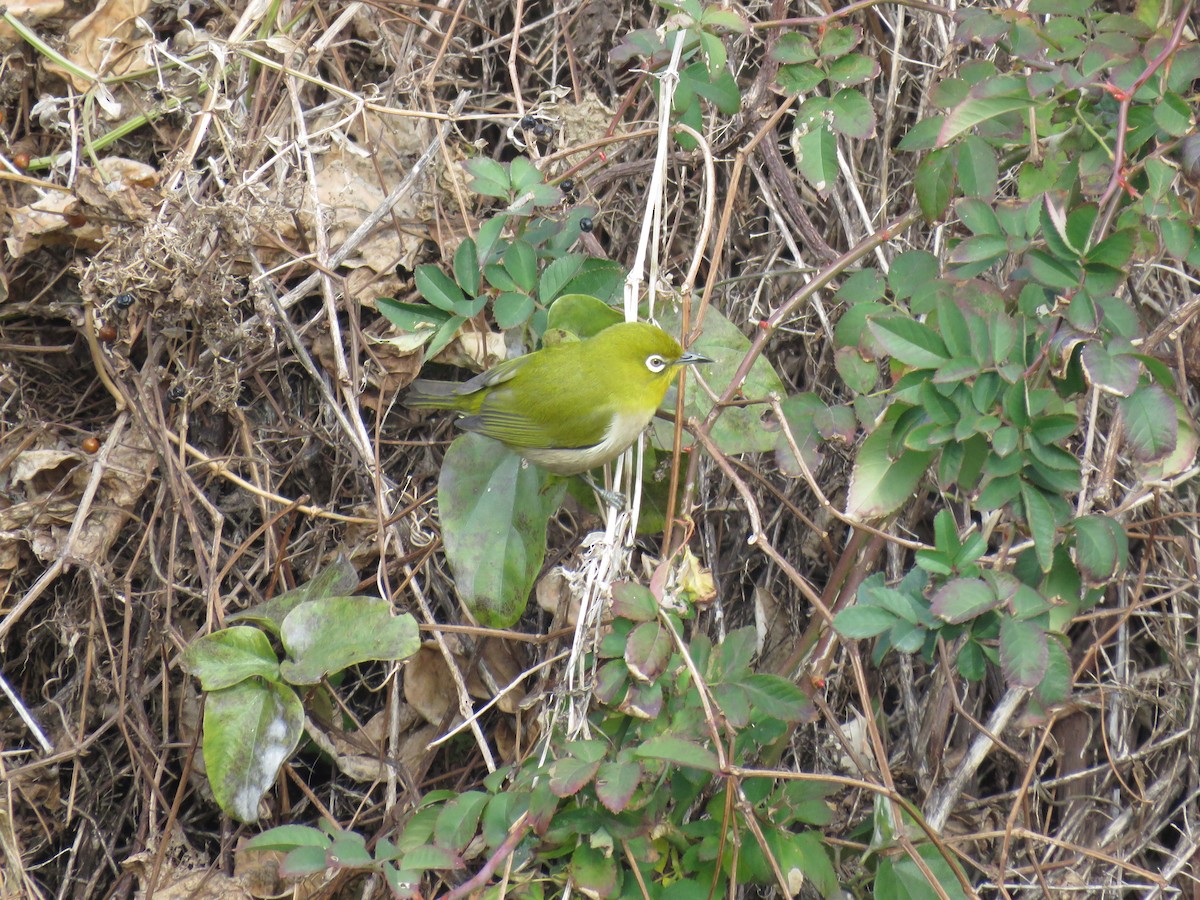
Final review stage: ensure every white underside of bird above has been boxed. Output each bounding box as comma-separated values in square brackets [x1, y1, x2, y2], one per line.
[517, 407, 654, 475]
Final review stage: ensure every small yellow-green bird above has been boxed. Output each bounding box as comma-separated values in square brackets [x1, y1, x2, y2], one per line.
[403, 321, 710, 475]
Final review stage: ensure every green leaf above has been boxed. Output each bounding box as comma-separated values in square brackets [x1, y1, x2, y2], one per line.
[876, 843, 971, 900]
[867, 315, 950, 368]
[826, 53, 878, 86]
[1118, 383, 1177, 462]
[793, 123, 838, 194]
[834, 605, 899, 638]
[493, 291, 535, 329]
[698, 31, 726, 75]
[508, 155, 542, 193]
[949, 234, 1008, 268]
[1026, 249, 1081, 291]
[244, 825, 329, 852]
[625, 620, 672, 681]
[438, 433, 567, 627]
[687, 63, 741, 114]
[182, 627, 280, 691]
[1073, 515, 1128, 587]
[595, 760, 641, 813]
[835, 347, 879, 393]
[502, 239, 537, 293]
[652, 303, 787, 455]
[1020, 482, 1057, 573]
[956, 135, 998, 197]
[700, 6, 748, 32]
[1080, 342, 1140, 397]
[536, 254, 586, 306]
[375, 298, 450, 337]
[830, 88, 875, 138]
[933, 297, 972, 359]
[202, 680, 304, 822]
[326, 831, 372, 868]
[846, 411, 934, 518]
[897, 117, 944, 152]
[549, 756, 601, 797]
[915, 148, 955, 220]
[434, 792, 488, 853]
[561, 258, 625, 303]
[461, 157, 510, 198]
[957, 640, 986, 680]
[635, 736, 721, 772]
[889, 251, 940, 299]
[475, 215, 506, 265]
[819, 24, 862, 56]
[1035, 637, 1072, 706]
[776, 62, 827, 93]
[281, 846, 332, 877]
[545, 293, 623, 338]
[427, 314, 467, 358]
[937, 85, 1034, 146]
[741, 674, 814, 722]
[956, 198, 1002, 236]
[931, 578, 1001, 624]
[610, 581, 659, 622]
[1138, 396, 1199, 481]
[1086, 229, 1134, 268]
[999, 617, 1049, 687]
[1065, 203, 1098, 254]
[279, 597, 420, 684]
[453, 239, 480, 296]
[1153, 91, 1193, 137]
[415, 264, 468, 313]
[571, 845, 620, 898]
[770, 33, 817, 63]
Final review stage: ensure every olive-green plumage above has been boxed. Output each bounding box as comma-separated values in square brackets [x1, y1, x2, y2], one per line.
[403, 321, 709, 475]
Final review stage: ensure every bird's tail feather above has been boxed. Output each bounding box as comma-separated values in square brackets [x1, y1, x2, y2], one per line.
[402, 379, 472, 410]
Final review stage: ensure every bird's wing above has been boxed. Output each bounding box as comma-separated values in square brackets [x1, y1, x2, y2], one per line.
[458, 356, 526, 392]
[463, 387, 614, 449]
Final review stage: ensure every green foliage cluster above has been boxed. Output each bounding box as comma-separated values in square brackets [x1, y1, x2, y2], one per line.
[377, 155, 622, 357]
[808, 0, 1200, 721]
[242, 590, 843, 899]
[182, 556, 420, 822]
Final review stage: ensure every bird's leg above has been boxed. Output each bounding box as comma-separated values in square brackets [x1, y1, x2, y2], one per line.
[579, 473, 625, 509]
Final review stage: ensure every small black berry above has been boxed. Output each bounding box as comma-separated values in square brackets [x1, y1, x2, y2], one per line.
[560, 178, 575, 193]
[533, 121, 553, 140]
[167, 384, 187, 402]
[579, 217, 594, 233]
[519, 115, 536, 130]
[114, 292, 135, 309]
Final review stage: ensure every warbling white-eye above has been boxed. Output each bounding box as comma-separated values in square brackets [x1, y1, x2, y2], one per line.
[403, 321, 710, 475]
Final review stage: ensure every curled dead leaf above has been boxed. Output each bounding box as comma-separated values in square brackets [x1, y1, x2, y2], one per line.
[0, 0, 65, 49]
[44, 0, 153, 91]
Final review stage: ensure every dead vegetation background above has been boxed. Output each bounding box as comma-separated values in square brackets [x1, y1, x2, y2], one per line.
[1, 0, 1199, 897]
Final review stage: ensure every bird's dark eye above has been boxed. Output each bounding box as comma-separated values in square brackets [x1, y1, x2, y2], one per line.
[646, 354, 667, 373]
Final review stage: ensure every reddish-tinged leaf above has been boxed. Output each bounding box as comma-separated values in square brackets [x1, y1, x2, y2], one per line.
[595, 761, 641, 813]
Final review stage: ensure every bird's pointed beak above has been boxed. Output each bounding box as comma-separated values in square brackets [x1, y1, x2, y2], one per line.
[677, 350, 711, 366]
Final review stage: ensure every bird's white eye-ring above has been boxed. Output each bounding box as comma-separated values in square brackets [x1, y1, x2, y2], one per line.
[645, 354, 667, 373]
